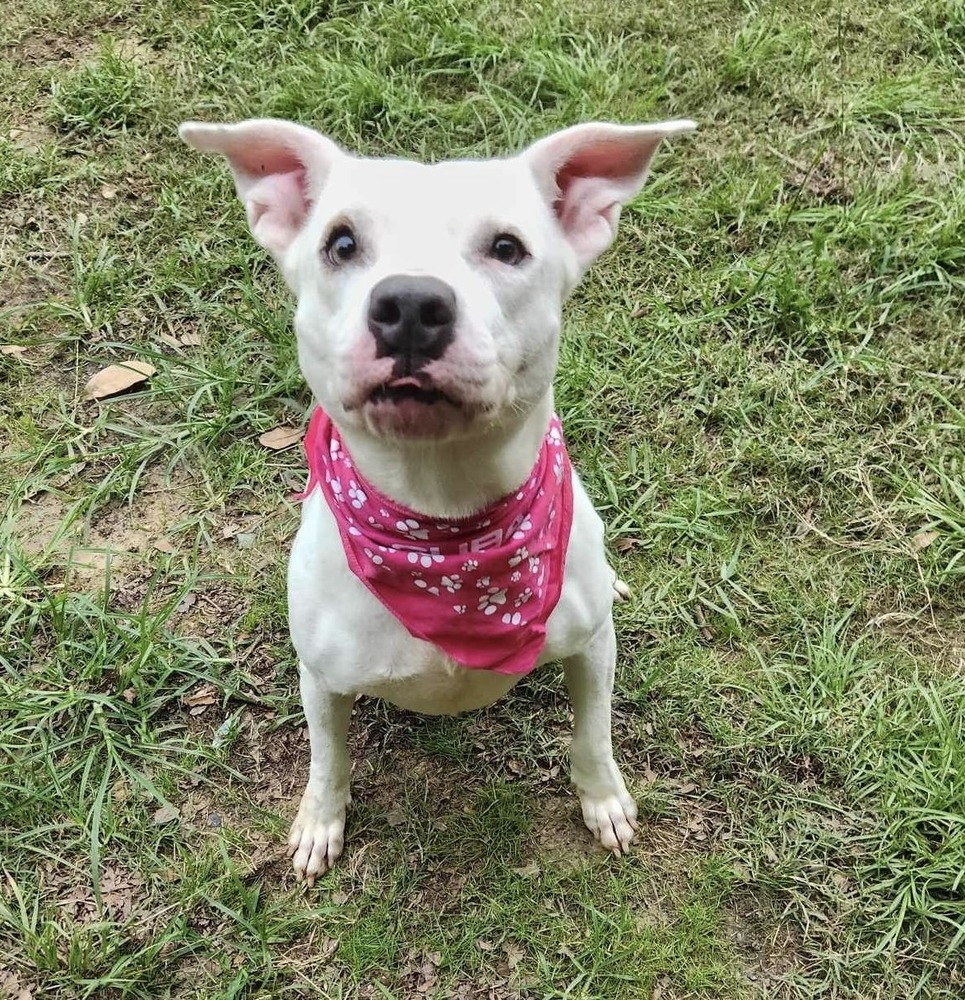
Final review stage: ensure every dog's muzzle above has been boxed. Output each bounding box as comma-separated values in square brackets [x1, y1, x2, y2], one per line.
[367, 275, 456, 375]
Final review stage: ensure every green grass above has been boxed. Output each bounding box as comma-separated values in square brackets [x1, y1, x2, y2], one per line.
[2, 0, 964, 995]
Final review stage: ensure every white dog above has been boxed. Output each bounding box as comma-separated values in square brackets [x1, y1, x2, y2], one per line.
[179, 116, 695, 884]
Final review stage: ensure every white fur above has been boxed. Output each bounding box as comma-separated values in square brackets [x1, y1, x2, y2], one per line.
[179, 117, 695, 883]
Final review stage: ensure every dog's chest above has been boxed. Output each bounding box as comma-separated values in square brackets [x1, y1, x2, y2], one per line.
[287, 481, 610, 714]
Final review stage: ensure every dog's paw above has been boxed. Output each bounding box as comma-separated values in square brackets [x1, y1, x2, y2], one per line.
[612, 577, 631, 602]
[288, 796, 346, 886]
[579, 792, 638, 856]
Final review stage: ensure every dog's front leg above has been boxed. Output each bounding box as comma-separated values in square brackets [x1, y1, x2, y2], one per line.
[288, 662, 354, 884]
[563, 620, 638, 855]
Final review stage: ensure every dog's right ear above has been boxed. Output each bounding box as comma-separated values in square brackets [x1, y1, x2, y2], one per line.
[178, 119, 343, 260]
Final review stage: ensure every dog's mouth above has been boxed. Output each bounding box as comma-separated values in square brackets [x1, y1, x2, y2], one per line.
[368, 378, 457, 407]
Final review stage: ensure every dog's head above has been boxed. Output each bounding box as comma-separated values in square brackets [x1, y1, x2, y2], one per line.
[179, 118, 694, 442]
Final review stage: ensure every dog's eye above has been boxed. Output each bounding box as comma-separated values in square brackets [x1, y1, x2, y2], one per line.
[324, 226, 359, 265]
[489, 233, 528, 266]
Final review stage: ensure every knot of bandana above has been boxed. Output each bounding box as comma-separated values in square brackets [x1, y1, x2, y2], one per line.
[296, 407, 574, 675]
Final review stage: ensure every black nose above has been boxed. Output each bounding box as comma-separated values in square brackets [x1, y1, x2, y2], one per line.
[367, 275, 456, 369]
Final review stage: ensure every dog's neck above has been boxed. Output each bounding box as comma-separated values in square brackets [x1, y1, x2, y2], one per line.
[335, 392, 555, 520]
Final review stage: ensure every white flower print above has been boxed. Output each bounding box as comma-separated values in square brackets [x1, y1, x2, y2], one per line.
[510, 570, 522, 583]
[462, 559, 479, 572]
[413, 579, 440, 596]
[475, 575, 491, 589]
[363, 547, 383, 566]
[508, 546, 529, 568]
[514, 587, 533, 607]
[441, 574, 462, 593]
[501, 611, 522, 626]
[453, 604, 466, 614]
[477, 587, 507, 615]
[528, 555, 540, 574]
[330, 477, 343, 499]
[548, 424, 563, 446]
[347, 481, 367, 509]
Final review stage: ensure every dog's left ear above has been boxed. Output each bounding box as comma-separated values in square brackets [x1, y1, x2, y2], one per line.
[522, 120, 696, 274]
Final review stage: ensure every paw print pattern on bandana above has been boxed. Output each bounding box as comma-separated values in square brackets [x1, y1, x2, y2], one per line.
[407, 550, 445, 569]
[477, 587, 508, 615]
[297, 407, 574, 674]
[511, 516, 532, 541]
[348, 481, 367, 509]
[396, 518, 429, 540]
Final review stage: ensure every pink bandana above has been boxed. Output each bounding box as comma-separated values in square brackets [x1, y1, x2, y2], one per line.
[297, 407, 573, 675]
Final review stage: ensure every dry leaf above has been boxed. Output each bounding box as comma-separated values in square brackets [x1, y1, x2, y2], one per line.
[0, 969, 33, 1000]
[258, 426, 303, 451]
[176, 593, 197, 614]
[1, 345, 26, 357]
[179, 331, 202, 347]
[912, 530, 939, 550]
[153, 537, 177, 554]
[786, 151, 851, 202]
[475, 938, 495, 952]
[183, 684, 218, 709]
[121, 687, 137, 704]
[503, 941, 525, 970]
[100, 184, 118, 200]
[84, 360, 155, 401]
[153, 805, 180, 825]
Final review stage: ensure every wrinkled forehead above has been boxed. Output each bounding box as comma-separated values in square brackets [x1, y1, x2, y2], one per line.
[316, 155, 551, 238]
